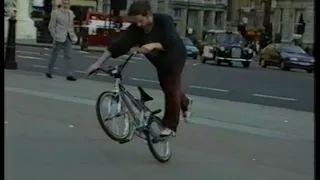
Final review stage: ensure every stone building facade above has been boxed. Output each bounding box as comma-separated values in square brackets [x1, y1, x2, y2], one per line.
[102, 0, 228, 39]
[272, 0, 314, 46]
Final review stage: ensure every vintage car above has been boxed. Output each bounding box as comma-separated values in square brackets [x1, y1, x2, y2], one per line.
[200, 31, 254, 68]
[259, 43, 314, 73]
[197, 29, 226, 55]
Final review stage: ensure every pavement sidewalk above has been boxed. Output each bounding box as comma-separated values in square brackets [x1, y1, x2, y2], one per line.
[5, 70, 314, 180]
[5, 70, 313, 141]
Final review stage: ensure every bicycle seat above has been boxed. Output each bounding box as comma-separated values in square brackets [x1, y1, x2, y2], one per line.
[138, 86, 154, 103]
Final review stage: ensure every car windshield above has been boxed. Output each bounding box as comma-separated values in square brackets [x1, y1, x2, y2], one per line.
[216, 33, 243, 44]
[182, 38, 194, 46]
[281, 45, 306, 54]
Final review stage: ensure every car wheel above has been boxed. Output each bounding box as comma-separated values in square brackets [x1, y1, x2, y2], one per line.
[279, 61, 290, 71]
[200, 57, 206, 64]
[228, 61, 233, 67]
[216, 59, 221, 66]
[259, 58, 267, 68]
[306, 69, 313, 73]
[193, 55, 197, 60]
[242, 61, 250, 68]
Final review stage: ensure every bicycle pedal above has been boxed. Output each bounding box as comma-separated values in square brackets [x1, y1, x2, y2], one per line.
[118, 139, 131, 144]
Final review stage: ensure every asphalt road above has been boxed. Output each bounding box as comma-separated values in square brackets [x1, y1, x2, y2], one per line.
[12, 45, 314, 112]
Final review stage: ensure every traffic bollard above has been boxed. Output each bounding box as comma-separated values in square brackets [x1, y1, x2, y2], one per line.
[5, 16, 17, 70]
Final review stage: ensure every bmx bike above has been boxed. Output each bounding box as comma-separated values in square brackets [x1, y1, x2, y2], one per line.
[88, 53, 173, 163]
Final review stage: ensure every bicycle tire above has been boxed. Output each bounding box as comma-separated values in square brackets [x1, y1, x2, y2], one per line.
[146, 116, 172, 163]
[95, 91, 132, 142]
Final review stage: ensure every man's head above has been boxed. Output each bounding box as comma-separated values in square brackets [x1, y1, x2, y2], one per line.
[61, 0, 70, 9]
[128, 0, 153, 29]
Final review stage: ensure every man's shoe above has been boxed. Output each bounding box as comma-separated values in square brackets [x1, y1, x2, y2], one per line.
[66, 76, 77, 81]
[45, 73, 53, 79]
[182, 98, 193, 123]
[160, 128, 176, 137]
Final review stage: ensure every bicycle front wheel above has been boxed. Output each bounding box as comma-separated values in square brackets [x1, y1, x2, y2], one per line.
[96, 91, 131, 141]
[146, 116, 172, 163]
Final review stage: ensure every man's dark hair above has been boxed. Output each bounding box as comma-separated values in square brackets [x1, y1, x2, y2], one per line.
[128, 0, 151, 16]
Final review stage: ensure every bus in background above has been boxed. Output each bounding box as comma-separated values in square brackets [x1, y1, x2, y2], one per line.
[70, 6, 131, 47]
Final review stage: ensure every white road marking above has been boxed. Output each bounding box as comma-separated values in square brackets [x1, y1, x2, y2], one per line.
[189, 85, 229, 92]
[68, 124, 75, 128]
[192, 63, 198, 66]
[131, 78, 158, 83]
[32, 65, 58, 70]
[16, 50, 51, 56]
[32, 65, 109, 76]
[4, 121, 8, 124]
[74, 70, 108, 76]
[252, 94, 298, 101]
[78, 50, 90, 54]
[17, 55, 46, 60]
[16, 50, 143, 62]
[85, 55, 140, 63]
[85, 55, 99, 58]
[17, 51, 40, 55]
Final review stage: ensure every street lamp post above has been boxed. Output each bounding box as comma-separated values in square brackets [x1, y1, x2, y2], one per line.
[5, 17, 17, 70]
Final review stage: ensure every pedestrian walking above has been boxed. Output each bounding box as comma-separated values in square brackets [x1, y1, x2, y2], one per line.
[47, 0, 77, 81]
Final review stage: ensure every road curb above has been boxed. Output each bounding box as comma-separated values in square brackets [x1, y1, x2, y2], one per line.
[4, 43, 106, 53]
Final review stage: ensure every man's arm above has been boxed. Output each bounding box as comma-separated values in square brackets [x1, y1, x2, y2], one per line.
[48, 11, 57, 37]
[107, 25, 140, 58]
[92, 25, 140, 66]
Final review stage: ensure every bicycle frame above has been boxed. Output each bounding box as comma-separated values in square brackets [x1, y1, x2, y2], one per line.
[108, 55, 153, 130]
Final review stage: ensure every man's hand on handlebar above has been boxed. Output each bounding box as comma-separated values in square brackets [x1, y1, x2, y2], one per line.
[129, 47, 150, 54]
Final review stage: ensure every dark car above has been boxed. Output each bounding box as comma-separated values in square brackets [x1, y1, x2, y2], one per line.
[259, 43, 314, 73]
[182, 37, 199, 59]
[200, 32, 254, 68]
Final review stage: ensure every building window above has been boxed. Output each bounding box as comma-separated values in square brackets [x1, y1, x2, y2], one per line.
[215, 11, 223, 28]
[103, 3, 109, 13]
[173, 8, 181, 18]
[293, 9, 306, 35]
[203, 11, 210, 26]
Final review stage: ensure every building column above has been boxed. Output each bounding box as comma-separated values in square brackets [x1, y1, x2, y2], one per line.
[281, 7, 293, 42]
[16, 0, 36, 39]
[179, 8, 187, 37]
[221, 11, 227, 29]
[271, 8, 281, 34]
[97, 0, 103, 12]
[197, 10, 204, 39]
[302, 7, 314, 45]
[210, 11, 216, 29]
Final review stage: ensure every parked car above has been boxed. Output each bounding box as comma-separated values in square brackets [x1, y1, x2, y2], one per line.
[259, 43, 314, 73]
[200, 31, 254, 68]
[182, 37, 199, 59]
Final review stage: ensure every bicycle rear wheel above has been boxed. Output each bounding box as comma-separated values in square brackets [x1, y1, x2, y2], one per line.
[146, 116, 172, 163]
[96, 91, 131, 141]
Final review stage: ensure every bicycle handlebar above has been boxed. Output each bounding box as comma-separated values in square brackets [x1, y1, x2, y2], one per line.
[88, 52, 138, 77]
